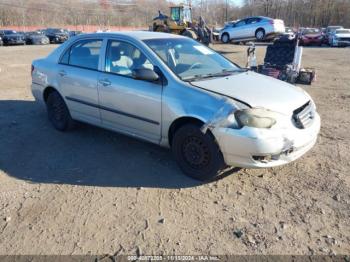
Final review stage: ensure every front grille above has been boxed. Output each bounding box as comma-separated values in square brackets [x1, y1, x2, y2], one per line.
[292, 101, 315, 129]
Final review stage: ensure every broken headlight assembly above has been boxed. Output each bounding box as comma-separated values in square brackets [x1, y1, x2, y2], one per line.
[234, 108, 277, 129]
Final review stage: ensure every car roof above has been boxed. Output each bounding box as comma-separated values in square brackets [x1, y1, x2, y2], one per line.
[76, 31, 186, 41]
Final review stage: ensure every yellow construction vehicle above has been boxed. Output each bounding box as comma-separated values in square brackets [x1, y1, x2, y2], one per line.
[150, 4, 212, 45]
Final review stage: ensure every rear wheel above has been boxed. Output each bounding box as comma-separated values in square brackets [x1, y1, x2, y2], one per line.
[172, 124, 225, 181]
[46, 91, 74, 131]
[255, 29, 265, 41]
[221, 33, 230, 44]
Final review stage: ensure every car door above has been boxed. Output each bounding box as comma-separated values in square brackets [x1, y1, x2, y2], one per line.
[245, 17, 261, 38]
[229, 19, 248, 39]
[97, 39, 162, 143]
[57, 38, 103, 125]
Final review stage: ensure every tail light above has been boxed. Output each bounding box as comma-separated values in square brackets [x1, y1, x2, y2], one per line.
[31, 64, 34, 76]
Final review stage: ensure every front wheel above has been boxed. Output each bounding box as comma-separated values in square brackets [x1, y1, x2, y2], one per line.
[46, 91, 74, 131]
[221, 33, 230, 44]
[172, 124, 225, 181]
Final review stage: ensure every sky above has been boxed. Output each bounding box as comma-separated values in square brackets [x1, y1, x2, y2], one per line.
[231, 0, 244, 7]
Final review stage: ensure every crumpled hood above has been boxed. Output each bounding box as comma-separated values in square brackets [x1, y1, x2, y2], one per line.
[191, 71, 311, 115]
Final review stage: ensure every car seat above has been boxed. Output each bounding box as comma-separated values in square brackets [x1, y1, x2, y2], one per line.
[109, 45, 133, 75]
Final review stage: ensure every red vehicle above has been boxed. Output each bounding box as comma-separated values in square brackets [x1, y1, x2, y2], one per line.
[299, 28, 325, 46]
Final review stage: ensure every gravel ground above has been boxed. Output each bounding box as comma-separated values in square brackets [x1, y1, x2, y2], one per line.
[0, 43, 349, 255]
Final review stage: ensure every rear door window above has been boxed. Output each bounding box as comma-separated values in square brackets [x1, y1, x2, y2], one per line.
[60, 39, 102, 70]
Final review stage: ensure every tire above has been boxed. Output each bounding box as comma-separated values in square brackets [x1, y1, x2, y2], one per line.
[172, 124, 225, 181]
[46, 91, 74, 131]
[255, 29, 265, 41]
[221, 33, 230, 44]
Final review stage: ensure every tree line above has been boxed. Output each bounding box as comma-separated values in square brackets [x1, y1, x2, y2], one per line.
[0, 0, 349, 29]
[236, 0, 350, 28]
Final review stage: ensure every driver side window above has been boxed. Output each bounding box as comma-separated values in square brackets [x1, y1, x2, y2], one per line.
[105, 40, 154, 77]
[235, 20, 246, 27]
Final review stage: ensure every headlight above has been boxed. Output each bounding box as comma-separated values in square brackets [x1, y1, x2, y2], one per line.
[235, 108, 277, 128]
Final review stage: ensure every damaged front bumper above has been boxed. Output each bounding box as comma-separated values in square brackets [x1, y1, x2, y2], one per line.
[211, 112, 320, 168]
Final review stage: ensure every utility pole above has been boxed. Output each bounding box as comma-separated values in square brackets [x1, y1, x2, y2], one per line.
[225, 0, 228, 22]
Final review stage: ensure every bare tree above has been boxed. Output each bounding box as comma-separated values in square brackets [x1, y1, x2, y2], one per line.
[0, 0, 349, 29]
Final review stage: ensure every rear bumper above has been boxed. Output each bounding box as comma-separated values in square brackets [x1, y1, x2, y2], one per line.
[212, 113, 321, 168]
[31, 82, 46, 106]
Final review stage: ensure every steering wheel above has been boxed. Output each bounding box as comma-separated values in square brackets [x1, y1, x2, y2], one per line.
[189, 62, 203, 70]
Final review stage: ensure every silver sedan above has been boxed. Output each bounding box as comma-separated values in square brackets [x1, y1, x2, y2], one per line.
[31, 32, 320, 181]
[219, 16, 285, 43]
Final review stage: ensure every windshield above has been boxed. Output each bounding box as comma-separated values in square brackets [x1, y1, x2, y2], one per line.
[51, 29, 65, 33]
[302, 28, 320, 34]
[143, 38, 241, 81]
[329, 26, 343, 32]
[28, 31, 42, 35]
[4, 30, 17, 35]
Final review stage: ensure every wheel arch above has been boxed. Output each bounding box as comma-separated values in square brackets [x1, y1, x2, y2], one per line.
[168, 116, 205, 147]
[43, 86, 60, 102]
[256, 27, 265, 32]
[221, 32, 230, 42]
[255, 27, 265, 35]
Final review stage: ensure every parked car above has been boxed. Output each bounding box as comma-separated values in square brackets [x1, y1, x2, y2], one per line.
[213, 20, 239, 41]
[0, 30, 26, 45]
[68, 30, 83, 38]
[31, 32, 320, 181]
[283, 27, 296, 38]
[219, 16, 285, 43]
[298, 28, 325, 46]
[43, 28, 69, 44]
[325, 26, 344, 44]
[328, 28, 350, 47]
[25, 31, 50, 45]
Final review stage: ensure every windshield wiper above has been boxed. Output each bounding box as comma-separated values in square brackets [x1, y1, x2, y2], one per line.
[182, 68, 245, 81]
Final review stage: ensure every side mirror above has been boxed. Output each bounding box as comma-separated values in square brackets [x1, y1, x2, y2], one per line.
[132, 68, 159, 82]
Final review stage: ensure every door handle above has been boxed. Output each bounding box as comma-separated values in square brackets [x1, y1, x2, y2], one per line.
[99, 79, 111, 87]
[58, 70, 66, 77]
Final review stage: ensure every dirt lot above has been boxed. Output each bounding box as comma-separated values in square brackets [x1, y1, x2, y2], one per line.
[0, 43, 349, 256]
